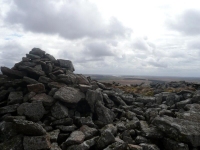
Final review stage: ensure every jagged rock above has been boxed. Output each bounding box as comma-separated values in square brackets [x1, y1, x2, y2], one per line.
[104, 141, 127, 150]
[76, 74, 90, 85]
[0, 104, 19, 115]
[79, 125, 98, 140]
[14, 119, 46, 136]
[31, 93, 54, 107]
[23, 92, 36, 102]
[51, 102, 68, 119]
[97, 130, 115, 149]
[50, 142, 62, 150]
[46, 53, 56, 62]
[38, 76, 52, 84]
[26, 53, 41, 59]
[0, 121, 17, 142]
[57, 59, 75, 72]
[51, 118, 73, 126]
[48, 82, 66, 88]
[23, 135, 51, 150]
[163, 138, 189, 150]
[128, 144, 143, 150]
[62, 130, 85, 147]
[110, 95, 127, 106]
[153, 116, 200, 147]
[1, 66, 26, 78]
[54, 86, 85, 105]
[56, 125, 77, 132]
[48, 129, 60, 142]
[191, 90, 200, 103]
[27, 83, 45, 93]
[136, 96, 155, 104]
[0, 90, 9, 101]
[139, 143, 160, 150]
[17, 101, 46, 121]
[0, 135, 23, 150]
[8, 91, 23, 104]
[75, 116, 95, 127]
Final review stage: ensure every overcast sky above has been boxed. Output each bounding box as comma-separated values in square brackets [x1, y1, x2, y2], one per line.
[1, 0, 200, 77]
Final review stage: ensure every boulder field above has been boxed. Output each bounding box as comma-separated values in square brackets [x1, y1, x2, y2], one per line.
[0, 48, 200, 150]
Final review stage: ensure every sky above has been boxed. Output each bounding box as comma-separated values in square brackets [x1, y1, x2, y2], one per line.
[1, 0, 200, 77]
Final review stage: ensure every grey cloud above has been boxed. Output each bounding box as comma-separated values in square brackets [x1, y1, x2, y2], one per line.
[168, 9, 200, 35]
[5, 0, 131, 39]
[187, 40, 200, 50]
[132, 38, 155, 51]
[83, 41, 114, 58]
[147, 59, 168, 68]
[0, 42, 28, 68]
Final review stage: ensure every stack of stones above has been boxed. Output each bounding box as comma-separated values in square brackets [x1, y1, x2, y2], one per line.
[1, 48, 200, 150]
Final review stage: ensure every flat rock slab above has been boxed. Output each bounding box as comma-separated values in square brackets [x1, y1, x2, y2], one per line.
[23, 135, 51, 150]
[153, 116, 200, 147]
[29, 48, 45, 57]
[62, 131, 85, 147]
[0, 104, 19, 115]
[54, 86, 85, 104]
[14, 119, 46, 136]
[31, 93, 54, 107]
[27, 83, 45, 93]
[17, 101, 46, 121]
[1, 66, 26, 78]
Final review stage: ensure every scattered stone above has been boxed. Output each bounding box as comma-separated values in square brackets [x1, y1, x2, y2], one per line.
[31, 93, 55, 107]
[51, 102, 68, 119]
[27, 83, 45, 93]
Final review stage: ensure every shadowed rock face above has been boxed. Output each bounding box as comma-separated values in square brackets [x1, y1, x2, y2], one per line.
[1, 48, 200, 150]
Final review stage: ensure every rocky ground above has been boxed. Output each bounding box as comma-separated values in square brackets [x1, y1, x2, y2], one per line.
[1, 48, 200, 150]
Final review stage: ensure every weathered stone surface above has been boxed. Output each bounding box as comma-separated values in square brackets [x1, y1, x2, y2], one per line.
[23, 76, 38, 84]
[75, 116, 95, 127]
[48, 82, 66, 88]
[8, 91, 23, 104]
[50, 142, 62, 150]
[14, 119, 46, 136]
[48, 129, 60, 142]
[38, 76, 52, 84]
[23, 92, 36, 102]
[163, 138, 189, 150]
[31, 93, 54, 107]
[97, 130, 115, 149]
[80, 125, 98, 140]
[57, 59, 75, 72]
[29, 48, 45, 57]
[27, 83, 45, 93]
[51, 102, 68, 119]
[51, 118, 73, 126]
[17, 101, 46, 121]
[0, 135, 23, 150]
[0, 90, 9, 101]
[1, 66, 26, 78]
[140, 143, 160, 150]
[56, 125, 77, 132]
[128, 144, 143, 150]
[0, 121, 17, 142]
[23, 135, 51, 150]
[54, 86, 85, 104]
[46, 53, 56, 62]
[0, 104, 19, 115]
[136, 96, 155, 104]
[153, 116, 200, 147]
[26, 53, 41, 59]
[76, 74, 90, 85]
[62, 131, 85, 147]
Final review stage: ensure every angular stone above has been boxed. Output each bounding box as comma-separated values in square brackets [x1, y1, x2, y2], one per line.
[79, 84, 92, 93]
[163, 138, 189, 150]
[50, 142, 62, 150]
[0, 121, 17, 142]
[29, 48, 45, 57]
[48, 82, 66, 88]
[46, 53, 56, 62]
[140, 143, 160, 150]
[177, 99, 192, 109]
[76, 74, 90, 85]
[79, 125, 98, 140]
[41, 63, 53, 74]
[56, 125, 77, 132]
[110, 95, 127, 106]
[31, 93, 54, 107]
[136, 96, 155, 104]
[14, 119, 46, 136]
[0, 90, 9, 101]
[0, 135, 23, 150]
[58, 73, 77, 84]
[51, 102, 68, 119]
[51, 118, 73, 126]
[97, 130, 115, 149]
[26, 53, 41, 59]
[121, 93, 136, 105]
[54, 86, 85, 104]
[153, 116, 200, 147]
[0, 104, 19, 115]
[23, 92, 36, 102]
[38, 76, 52, 84]
[128, 144, 143, 150]
[76, 116, 95, 127]
[23, 76, 38, 84]
[48, 129, 60, 142]
[8, 91, 23, 104]
[1, 66, 26, 78]
[62, 131, 85, 147]
[24, 67, 45, 79]
[17, 101, 46, 121]
[23, 135, 51, 150]
[27, 83, 45, 93]
[57, 59, 75, 72]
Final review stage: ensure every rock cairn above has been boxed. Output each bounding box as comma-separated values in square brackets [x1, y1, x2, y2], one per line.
[0, 48, 200, 150]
